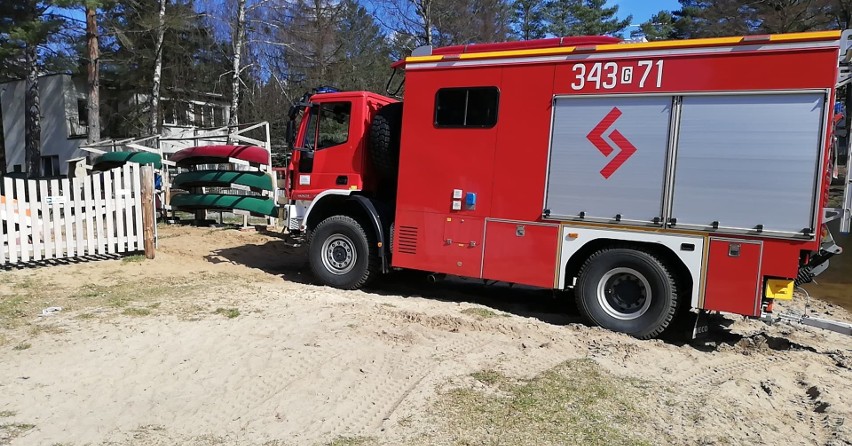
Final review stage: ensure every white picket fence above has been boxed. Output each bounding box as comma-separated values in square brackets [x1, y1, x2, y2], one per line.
[0, 164, 145, 265]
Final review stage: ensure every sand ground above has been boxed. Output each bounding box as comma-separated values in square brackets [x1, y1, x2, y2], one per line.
[0, 224, 850, 446]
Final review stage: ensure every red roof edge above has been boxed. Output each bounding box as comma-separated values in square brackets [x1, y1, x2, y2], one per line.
[430, 36, 622, 56]
[391, 35, 622, 68]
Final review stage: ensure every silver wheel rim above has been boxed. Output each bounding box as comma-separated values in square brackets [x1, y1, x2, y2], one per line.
[321, 234, 357, 275]
[596, 267, 652, 321]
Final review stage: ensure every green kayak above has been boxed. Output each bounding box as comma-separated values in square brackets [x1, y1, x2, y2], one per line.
[92, 151, 162, 170]
[172, 170, 273, 191]
[169, 193, 278, 217]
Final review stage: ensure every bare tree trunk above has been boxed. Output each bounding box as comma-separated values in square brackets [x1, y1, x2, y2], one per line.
[24, 42, 41, 178]
[0, 104, 5, 172]
[149, 0, 167, 136]
[228, 0, 246, 128]
[86, 5, 101, 144]
[420, 0, 432, 45]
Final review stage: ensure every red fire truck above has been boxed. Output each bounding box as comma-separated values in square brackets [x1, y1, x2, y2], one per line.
[282, 30, 852, 339]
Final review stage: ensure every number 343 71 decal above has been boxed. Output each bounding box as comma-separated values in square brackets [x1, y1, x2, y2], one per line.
[571, 60, 664, 91]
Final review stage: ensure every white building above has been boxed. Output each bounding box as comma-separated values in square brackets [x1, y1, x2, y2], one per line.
[0, 73, 88, 176]
[0, 73, 231, 176]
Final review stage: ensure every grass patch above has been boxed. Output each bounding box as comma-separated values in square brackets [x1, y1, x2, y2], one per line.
[0, 411, 15, 418]
[122, 254, 146, 263]
[77, 312, 96, 320]
[0, 422, 35, 440]
[0, 296, 28, 328]
[324, 436, 376, 446]
[13, 278, 38, 290]
[470, 369, 504, 387]
[461, 307, 501, 319]
[107, 295, 133, 308]
[78, 282, 207, 311]
[430, 359, 655, 446]
[12, 342, 31, 351]
[122, 307, 152, 317]
[27, 324, 64, 337]
[214, 308, 240, 319]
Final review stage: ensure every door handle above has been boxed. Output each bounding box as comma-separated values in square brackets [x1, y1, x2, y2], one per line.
[336, 175, 348, 185]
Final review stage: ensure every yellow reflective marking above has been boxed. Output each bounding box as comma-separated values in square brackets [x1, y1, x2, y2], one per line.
[458, 46, 579, 59]
[404, 30, 842, 65]
[770, 30, 841, 41]
[405, 55, 443, 63]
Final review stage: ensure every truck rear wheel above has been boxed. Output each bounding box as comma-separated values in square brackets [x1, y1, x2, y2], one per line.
[575, 248, 678, 339]
[309, 215, 379, 289]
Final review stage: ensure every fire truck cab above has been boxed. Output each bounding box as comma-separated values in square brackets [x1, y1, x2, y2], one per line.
[283, 31, 852, 339]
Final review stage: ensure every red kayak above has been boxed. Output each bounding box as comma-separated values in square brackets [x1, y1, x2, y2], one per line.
[170, 145, 269, 167]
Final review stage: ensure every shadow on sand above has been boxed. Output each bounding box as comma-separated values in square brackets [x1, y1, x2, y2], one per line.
[203, 228, 805, 352]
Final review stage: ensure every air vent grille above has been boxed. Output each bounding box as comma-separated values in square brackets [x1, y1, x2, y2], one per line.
[397, 226, 418, 254]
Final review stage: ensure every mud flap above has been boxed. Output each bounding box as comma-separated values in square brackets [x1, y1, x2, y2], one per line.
[691, 309, 711, 340]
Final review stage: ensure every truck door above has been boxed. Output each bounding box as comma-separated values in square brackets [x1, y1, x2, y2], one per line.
[393, 68, 502, 278]
[293, 99, 360, 198]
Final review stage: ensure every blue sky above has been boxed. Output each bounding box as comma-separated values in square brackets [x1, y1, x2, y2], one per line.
[612, 0, 681, 23]
[58, 0, 685, 38]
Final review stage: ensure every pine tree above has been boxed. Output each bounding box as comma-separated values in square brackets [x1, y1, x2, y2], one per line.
[511, 0, 546, 40]
[334, 0, 393, 93]
[670, 0, 756, 38]
[85, 0, 102, 143]
[631, 10, 676, 41]
[0, 1, 65, 177]
[544, 0, 631, 37]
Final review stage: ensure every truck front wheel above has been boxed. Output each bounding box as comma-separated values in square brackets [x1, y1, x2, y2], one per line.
[575, 248, 678, 339]
[309, 215, 378, 289]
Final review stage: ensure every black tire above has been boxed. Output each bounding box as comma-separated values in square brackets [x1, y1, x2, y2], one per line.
[368, 102, 403, 181]
[308, 215, 379, 289]
[575, 247, 678, 340]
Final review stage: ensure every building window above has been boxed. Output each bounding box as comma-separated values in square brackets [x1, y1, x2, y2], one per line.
[201, 104, 214, 127]
[77, 99, 88, 126]
[176, 101, 190, 126]
[214, 106, 225, 127]
[434, 87, 499, 128]
[162, 99, 176, 125]
[316, 102, 351, 149]
[41, 155, 59, 177]
[68, 98, 88, 138]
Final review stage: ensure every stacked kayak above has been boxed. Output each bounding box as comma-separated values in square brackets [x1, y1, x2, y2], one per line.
[92, 151, 162, 171]
[169, 194, 277, 216]
[171, 170, 273, 191]
[168, 144, 277, 217]
[170, 145, 269, 167]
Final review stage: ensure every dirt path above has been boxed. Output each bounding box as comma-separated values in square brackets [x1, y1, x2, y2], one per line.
[0, 225, 850, 446]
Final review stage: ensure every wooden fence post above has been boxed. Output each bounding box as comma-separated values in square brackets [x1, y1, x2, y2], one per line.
[141, 165, 156, 259]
